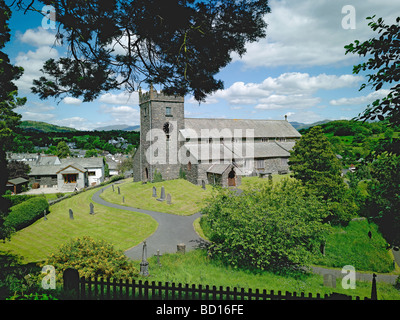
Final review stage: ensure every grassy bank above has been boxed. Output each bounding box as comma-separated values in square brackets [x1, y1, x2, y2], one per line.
[0, 187, 158, 263]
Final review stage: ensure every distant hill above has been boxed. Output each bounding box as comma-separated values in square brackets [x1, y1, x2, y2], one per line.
[94, 124, 140, 131]
[290, 120, 331, 131]
[18, 120, 78, 133]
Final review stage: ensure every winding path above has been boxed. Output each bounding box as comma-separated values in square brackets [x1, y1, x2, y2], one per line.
[92, 183, 209, 261]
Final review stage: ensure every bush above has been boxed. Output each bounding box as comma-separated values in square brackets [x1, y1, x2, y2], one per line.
[153, 169, 163, 182]
[43, 236, 139, 282]
[2, 194, 37, 207]
[4, 197, 49, 231]
[201, 179, 330, 271]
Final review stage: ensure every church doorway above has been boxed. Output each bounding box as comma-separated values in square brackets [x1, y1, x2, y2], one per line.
[228, 168, 236, 187]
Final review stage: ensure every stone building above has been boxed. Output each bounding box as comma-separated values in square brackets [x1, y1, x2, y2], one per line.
[132, 86, 301, 187]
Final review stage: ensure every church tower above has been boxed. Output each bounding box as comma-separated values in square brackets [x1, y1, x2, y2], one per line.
[135, 85, 185, 182]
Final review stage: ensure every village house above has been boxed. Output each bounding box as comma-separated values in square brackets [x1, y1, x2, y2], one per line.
[25, 155, 105, 192]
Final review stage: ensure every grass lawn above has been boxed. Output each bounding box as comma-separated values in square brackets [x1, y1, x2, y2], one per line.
[0, 187, 158, 263]
[100, 179, 212, 216]
[135, 249, 400, 300]
[311, 218, 395, 273]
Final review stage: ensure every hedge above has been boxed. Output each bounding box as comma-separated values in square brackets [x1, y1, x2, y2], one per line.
[2, 194, 37, 207]
[4, 197, 49, 231]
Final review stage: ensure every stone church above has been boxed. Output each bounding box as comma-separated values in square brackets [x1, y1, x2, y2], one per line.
[132, 86, 301, 187]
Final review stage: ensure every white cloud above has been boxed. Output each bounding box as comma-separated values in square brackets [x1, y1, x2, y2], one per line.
[63, 97, 82, 105]
[14, 45, 59, 93]
[100, 105, 140, 125]
[234, 0, 400, 68]
[207, 72, 362, 110]
[18, 27, 58, 47]
[329, 89, 391, 106]
[99, 92, 139, 106]
[21, 111, 56, 122]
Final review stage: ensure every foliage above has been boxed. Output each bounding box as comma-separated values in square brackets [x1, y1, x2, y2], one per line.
[345, 16, 400, 127]
[56, 141, 70, 158]
[13, 0, 270, 103]
[201, 179, 330, 272]
[6, 160, 31, 179]
[6, 292, 58, 300]
[289, 126, 346, 202]
[4, 197, 49, 232]
[179, 167, 187, 180]
[42, 236, 138, 282]
[363, 152, 400, 245]
[152, 169, 163, 183]
[1, 194, 36, 207]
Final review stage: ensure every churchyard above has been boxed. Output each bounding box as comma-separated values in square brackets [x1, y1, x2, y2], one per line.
[1, 175, 400, 300]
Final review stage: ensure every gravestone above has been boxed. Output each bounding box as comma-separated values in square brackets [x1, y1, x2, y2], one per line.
[202, 180, 206, 190]
[117, 186, 120, 194]
[112, 184, 115, 192]
[167, 193, 171, 205]
[69, 209, 74, 220]
[152, 186, 157, 197]
[122, 196, 125, 203]
[268, 174, 273, 181]
[43, 210, 47, 221]
[140, 241, 149, 276]
[156, 249, 162, 267]
[157, 186, 165, 202]
[177, 243, 186, 254]
[323, 274, 336, 288]
[89, 203, 94, 215]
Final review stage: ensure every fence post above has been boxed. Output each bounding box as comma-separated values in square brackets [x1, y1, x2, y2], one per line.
[371, 273, 378, 300]
[63, 268, 80, 298]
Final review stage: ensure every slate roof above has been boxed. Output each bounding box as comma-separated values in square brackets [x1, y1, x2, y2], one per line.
[7, 177, 29, 185]
[28, 157, 104, 176]
[182, 118, 301, 139]
[182, 141, 295, 161]
[206, 163, 231, 174]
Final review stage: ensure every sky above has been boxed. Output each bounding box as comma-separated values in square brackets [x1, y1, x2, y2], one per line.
[4, 0, 400, 131]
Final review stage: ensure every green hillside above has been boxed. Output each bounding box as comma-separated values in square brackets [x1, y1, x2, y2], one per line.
[18, 120, 78, 133]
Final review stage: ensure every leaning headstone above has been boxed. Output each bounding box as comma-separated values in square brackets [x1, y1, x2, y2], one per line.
[112, 184, 115, 192]
[89, 203, 94, 215]
[69, 209, 74, 220]
[202, 180, 206, 190]
[152, 186, 157, 197]
[157, 186, 165, 202]
[117, 186, 120, 194]
[43, 210, 47, 221]
[167, 193, 171, 205]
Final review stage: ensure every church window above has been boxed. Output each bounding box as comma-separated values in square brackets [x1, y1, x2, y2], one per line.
[166, 107, 172, 116]
[188, 161, 192, 171]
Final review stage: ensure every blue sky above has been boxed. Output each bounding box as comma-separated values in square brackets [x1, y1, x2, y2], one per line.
[4, 0, 400, 130]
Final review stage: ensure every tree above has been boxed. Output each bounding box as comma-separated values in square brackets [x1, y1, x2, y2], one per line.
[363, 152, 400, 245]
[12, 0, 270, 103]
[6, 160, 31, 180]
[201, 179, 330, 271]
[0, 0, 26, 240]
[289, 126, 346, 202]
[56, 141, 70, 158]
[289, 126, 356, 224]
[345, 16, 400, 127]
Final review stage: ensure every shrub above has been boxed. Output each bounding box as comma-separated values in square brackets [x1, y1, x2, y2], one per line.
[153, 169, 163, 182]
[2, 194, 37, 207]
[4, 197, 49, 231]
[201, 179, 330, 271]
[43, 236, 139, 282]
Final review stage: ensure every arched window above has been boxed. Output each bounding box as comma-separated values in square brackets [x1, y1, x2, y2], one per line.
[187, 161, 192, 171]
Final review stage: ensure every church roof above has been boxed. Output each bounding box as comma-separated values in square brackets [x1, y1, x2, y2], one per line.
[182, 118, 301, 139]
[182, 141, 295, 161]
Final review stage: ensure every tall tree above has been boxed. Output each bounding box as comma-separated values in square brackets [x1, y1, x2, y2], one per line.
[0, 0, 26, 239]
[289, 126, 355, 224]
[13, 0, 270, 103]
[345, 16, 400, 127]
